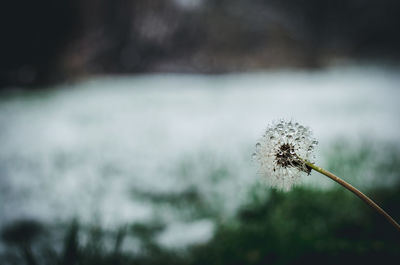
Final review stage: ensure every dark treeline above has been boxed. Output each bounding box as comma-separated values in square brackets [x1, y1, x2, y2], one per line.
[1, 0, 400, 88]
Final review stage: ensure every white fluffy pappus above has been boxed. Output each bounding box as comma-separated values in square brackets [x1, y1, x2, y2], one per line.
[253, 119, 318, 191]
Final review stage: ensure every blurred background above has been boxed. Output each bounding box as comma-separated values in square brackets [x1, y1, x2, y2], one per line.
[1, 0, 400, 264]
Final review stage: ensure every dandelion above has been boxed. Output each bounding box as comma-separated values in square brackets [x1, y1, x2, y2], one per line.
[254, 119, 400, 232]
[253, 119, 317, 191]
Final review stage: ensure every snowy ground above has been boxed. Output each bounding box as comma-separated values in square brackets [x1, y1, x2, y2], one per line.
[1, 65, 400, 248]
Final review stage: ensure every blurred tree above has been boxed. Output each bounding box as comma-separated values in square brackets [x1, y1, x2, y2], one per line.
[0, 0, 80, 88]
[1, 0, 400, 88]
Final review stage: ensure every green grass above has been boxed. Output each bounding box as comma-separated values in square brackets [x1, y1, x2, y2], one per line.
[1, 141, 400, 265]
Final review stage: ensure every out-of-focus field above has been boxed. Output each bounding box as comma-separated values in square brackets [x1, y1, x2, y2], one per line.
[1, 65, 400, 264]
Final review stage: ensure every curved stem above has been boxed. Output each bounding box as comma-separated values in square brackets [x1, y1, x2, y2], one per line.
[305, 161, 400, 232]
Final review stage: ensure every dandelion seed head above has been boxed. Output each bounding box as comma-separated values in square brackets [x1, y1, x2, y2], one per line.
[253, 119, 317, 191]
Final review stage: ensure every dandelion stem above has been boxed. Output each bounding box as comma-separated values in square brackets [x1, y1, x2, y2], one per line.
[305, 161, 400, 232]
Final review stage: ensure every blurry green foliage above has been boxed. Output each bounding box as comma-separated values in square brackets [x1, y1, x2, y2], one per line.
[1, 141, 400, 264]
[2, 185, 399, 265]
[191, 186, 400, 265]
